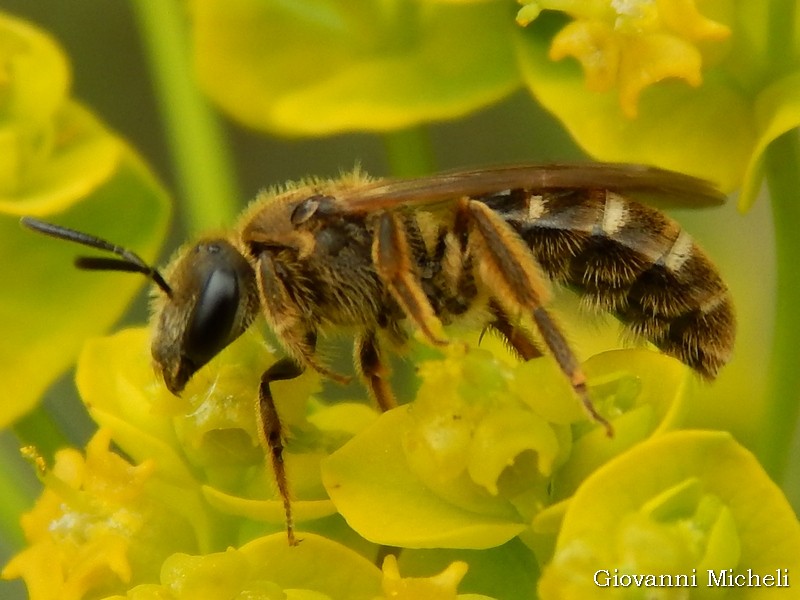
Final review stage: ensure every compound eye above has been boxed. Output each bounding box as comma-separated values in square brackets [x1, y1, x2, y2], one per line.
[184, 267, 240, 368]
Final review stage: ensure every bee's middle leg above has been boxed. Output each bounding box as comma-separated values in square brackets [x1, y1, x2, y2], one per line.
[355, 329, 396, 412]
[353, 328, 403, 567]
[372, 211, 447, 347]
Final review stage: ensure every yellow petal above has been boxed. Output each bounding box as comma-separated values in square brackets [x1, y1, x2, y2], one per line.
[657, 0, 731, 41]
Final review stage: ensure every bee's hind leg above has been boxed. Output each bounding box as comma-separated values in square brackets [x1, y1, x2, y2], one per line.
[464, 199, 613, 437]
[487, 300, 544, 361]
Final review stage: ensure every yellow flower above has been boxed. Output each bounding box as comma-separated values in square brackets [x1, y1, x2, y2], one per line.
[2, 430, 197, 600]
[518, 0, 730, 118]
[379, 555, 473, 600]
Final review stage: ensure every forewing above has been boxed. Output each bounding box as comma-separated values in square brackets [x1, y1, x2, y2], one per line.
[340, 163, 726, 213]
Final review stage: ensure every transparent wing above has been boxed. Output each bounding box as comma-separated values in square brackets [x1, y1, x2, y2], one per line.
[340, 163, 726, 212]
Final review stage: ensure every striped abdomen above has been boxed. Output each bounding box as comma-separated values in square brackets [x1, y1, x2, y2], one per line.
[483, 188, 736, 378]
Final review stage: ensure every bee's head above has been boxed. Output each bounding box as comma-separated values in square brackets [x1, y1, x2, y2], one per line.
[20, 218, 258, 395]
[150, 238, 258, 394]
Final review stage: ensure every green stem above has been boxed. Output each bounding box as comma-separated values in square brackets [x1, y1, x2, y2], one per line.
[383, 126, 436, 177]
[767, 0, 797, 76]
[760, 130, 800, 480]
[130, 0, 240, 233]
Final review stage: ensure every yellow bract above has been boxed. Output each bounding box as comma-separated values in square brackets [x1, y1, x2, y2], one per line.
[322, 344, 692, 551]
[189, 0, 519, 135]
[0, 11, 170, 428]
[538, 430, 800, 599]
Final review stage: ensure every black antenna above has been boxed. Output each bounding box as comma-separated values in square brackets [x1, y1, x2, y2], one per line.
[21, 216, 172, 298]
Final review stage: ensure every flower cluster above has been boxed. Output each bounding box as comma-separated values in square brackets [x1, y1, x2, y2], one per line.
[6, 326, 799, 598]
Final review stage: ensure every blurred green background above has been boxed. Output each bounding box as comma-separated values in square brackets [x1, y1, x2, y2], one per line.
[0, 3, 786, 599]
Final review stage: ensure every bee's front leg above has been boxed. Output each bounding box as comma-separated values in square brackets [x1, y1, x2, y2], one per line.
[257, 251, 351, 385]
[257, 357, 304, 546]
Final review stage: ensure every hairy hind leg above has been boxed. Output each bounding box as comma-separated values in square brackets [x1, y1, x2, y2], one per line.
[465, 199, 613, 436]
[487, 300, 543, 361]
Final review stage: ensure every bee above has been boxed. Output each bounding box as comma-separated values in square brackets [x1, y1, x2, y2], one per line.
[22, 163, 735, 544]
